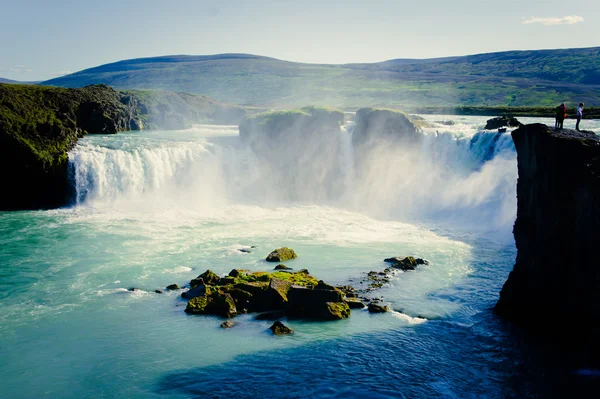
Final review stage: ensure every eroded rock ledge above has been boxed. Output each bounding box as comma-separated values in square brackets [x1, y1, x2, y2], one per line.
[496, 124, 600, 338]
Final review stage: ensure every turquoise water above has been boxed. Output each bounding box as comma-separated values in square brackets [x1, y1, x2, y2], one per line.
[1, 118, 599, 398]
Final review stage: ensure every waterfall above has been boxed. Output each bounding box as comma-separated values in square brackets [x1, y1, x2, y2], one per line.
[68, 123, 517, 231]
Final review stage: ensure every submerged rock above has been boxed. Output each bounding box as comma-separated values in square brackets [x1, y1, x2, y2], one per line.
[166, 284, 181, 290]
[154, 290, 163, 294]
[484, 116, 523, 130]
[274, 264, 292, 271]
[266, 247, 298, 262]
[270, 321, 294, 335]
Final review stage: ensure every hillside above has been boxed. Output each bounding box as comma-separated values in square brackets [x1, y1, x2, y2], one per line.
[42, 48, 600, 108]
[0, 83, 249, 210]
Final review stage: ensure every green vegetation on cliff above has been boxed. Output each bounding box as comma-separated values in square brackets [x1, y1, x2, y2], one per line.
[41, 48, 600, 107]
[0, 83, 250, 210]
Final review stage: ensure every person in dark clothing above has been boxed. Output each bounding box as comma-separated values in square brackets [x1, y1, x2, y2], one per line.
[576, 102, 584, 131]
[555, 103, 566, 129]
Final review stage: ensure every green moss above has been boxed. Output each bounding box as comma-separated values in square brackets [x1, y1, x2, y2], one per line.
[266, 247, 298, 262]
[324, 302, 351, 320]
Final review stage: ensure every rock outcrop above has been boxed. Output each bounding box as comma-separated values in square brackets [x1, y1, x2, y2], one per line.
[352, 107, 422, 149]
[0, 83, 250, 210]
[484, 116, 523, 130]
[238, 106, 347, 201]
[496, 124, 600, 341]
[182, 269, 353, 321]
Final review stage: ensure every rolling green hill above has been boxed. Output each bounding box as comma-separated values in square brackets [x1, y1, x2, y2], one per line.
[42, 48, 600, 108]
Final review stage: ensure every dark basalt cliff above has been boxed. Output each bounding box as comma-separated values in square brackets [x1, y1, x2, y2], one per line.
[0, 83, 248, 210]
[496, 124, 600, 340]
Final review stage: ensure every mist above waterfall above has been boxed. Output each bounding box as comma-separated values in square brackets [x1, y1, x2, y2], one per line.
[69, 116, 517, 235]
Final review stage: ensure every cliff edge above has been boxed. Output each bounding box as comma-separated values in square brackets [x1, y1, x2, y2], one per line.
[496, 124, 600, 338]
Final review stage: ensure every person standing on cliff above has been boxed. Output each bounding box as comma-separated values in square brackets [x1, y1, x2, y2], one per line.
[576, 102, 584, 131]
[555, 103, 566, 129]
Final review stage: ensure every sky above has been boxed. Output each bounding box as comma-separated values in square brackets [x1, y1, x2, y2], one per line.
[0, 0, 598, 81]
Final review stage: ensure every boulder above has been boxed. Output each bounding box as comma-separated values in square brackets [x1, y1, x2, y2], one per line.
[185, 291, 237, 318]
[484, 116, 523, 130]
[181, 284, 208, 300]
[267, 277, 293, 308]
[220, 320, 237, 329]
[166, 284, 181, 290]
[266, 247, 298, 262]
[269, 321, 294, 335]
[384, 256, 428, 271]
[192, 270, 220, 287]
[368, 303, 389, 313]
[286, 286, 347, 320]
[154, 290, 163, 294]
[345, 298, 366, 309]
[274, 264, 292, 271]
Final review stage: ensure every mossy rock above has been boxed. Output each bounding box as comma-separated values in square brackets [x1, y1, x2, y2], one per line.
[185, 291, 237, 318]
[274, 264, 292, 271]
[266, 247, 298, 262]
[368, 303, 390, 313]
[269, 321, 294, 335]
[322, 302, 351, 320]
[166, 284, 180, 290]
[192, 270, 220, 287]
[345, 298, 366, 309]
[268, 277, 293, 307]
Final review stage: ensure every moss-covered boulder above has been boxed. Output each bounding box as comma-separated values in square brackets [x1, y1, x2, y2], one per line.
[185, 291, 237, 318]
[267, 277, 293, 308]
[166, 284, 180, 290]
[345, 298, 366, 309]
[368, 303, 390, 313]
[270, 321, 294, 335]
[266, 248, 298, 262]
[191, 270, 220, 287]
[274, 264, 292, 271]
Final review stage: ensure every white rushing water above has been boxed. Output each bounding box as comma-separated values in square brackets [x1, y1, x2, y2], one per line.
[69, 117, 519, 234]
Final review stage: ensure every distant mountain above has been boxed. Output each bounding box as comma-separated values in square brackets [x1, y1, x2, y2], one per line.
[0, 78, 20, 84]
[0, 78, 41, 85]
[42, 48, 600, 107]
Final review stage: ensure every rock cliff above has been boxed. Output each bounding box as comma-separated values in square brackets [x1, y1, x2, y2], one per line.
[496, 124, 600, 341]
[0, 83, 249, 210]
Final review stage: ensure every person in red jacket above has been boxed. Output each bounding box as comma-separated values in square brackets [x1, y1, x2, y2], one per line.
[555, 103, 566, 129]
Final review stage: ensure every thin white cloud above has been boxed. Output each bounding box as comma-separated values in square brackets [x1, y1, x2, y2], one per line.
[7, 65, 32, 73]
[523, 15, 584, 26]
